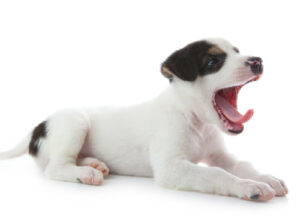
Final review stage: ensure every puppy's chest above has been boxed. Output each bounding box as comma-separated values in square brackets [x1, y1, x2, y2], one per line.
[183, 121, 213, 163]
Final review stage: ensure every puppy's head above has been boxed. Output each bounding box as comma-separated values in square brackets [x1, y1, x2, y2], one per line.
[161, 38, 263, 134]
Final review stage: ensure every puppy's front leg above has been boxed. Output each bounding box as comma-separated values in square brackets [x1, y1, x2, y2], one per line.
[151, 156, 275, 201]
[204, 132, 288, 197]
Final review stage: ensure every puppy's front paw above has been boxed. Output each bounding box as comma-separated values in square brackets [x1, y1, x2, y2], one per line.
[235, 179, 275, 201]
[256, 174, 288, 196]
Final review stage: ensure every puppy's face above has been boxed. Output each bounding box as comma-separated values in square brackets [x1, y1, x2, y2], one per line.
[161, 38, 263, 134]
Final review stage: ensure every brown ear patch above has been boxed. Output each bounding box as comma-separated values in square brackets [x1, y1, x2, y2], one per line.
[29, 121, 47, 156]
[208, 45, 224, 55]
[161, 65, 174, 81]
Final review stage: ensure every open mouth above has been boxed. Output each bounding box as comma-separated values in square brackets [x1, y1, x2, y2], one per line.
[212, 76, 260, 134]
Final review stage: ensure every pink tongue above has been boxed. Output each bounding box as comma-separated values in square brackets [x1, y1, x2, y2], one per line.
[215, 94, 254, 124]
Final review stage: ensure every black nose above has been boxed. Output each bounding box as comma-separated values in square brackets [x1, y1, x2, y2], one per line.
[247, 57, 263, 75]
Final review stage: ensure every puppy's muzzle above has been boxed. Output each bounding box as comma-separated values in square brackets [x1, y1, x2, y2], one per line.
[246, 57, 263, 75]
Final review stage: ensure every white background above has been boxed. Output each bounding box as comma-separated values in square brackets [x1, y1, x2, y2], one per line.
[0, 0, 299, 222]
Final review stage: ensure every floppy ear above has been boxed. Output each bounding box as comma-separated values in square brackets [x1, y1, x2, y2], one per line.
[161, 47, 199, 81]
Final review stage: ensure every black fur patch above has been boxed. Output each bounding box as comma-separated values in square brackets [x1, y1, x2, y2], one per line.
[161, 41, 227, 81]
[29, 121, 47, 156]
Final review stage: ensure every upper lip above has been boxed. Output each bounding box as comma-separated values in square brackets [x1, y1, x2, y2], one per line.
[215, 74, 260, 92]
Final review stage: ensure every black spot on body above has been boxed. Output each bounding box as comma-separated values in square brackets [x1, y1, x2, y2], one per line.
[29, 121, 47, 156]
[161, 41, 227, 81]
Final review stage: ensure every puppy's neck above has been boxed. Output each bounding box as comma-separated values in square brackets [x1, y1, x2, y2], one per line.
[158, 83, 212, 126]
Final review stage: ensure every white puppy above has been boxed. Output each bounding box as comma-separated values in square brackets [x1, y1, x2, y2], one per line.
[0, 38, 288, 201]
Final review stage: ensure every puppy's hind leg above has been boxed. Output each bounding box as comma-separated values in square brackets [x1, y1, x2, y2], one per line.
[38, 110, 104, 186]
[77, 156, 109, 177]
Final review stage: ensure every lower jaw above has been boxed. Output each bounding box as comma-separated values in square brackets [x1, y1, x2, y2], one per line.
[217, 113, 244, 134]
[228, 126, 244, 134]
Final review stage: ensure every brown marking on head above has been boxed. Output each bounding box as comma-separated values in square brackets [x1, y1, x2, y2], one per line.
[208, 45, 224, 55]
[233, 47, 240, 53]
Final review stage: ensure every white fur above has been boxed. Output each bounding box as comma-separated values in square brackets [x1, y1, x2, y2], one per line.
[0, 38, 288, 200]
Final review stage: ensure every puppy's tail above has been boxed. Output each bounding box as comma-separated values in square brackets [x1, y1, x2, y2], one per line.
[0, 135, 31, 160]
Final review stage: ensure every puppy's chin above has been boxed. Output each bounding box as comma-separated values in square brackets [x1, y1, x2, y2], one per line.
[227, 126, 244, 135]
[214, 121, 244, 135]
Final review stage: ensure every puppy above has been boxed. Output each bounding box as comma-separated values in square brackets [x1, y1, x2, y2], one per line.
[0, 38, 288, 201]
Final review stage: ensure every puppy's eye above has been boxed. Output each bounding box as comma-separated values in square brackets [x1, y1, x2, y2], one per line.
[207, 58, 219, 66]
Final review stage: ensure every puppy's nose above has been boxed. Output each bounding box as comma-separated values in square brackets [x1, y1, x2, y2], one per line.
[247, 57, 263, 75]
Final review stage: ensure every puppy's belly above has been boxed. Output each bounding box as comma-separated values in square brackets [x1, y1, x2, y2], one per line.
[107, 157, 153, 177]
[81, 143, 153, 177]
